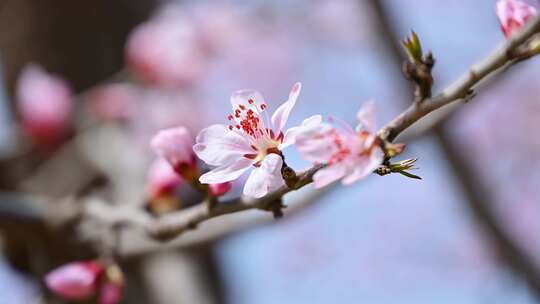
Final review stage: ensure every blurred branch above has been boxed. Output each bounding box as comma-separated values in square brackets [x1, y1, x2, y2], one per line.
[81, 165, 323, 241]
[367, 0, 540, 297]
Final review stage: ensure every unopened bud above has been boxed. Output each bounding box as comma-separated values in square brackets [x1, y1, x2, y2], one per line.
[402, 31, 423, 63]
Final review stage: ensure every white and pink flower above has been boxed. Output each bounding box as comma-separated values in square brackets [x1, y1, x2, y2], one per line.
[194, 82, 312, 198]
[496, 0, 537, 37]
[295, 102, 384, 188]
[16, 63, 73, 148]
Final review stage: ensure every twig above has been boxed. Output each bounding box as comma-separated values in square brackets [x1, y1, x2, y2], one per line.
[85, 14, 540, 242]
[368, 0, 540, 298]
[377, 15, 540, 142]
[82, 165, 323, 241]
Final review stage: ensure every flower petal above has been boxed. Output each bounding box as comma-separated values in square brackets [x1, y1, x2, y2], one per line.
[45, 261, 102, 300]
[341, 147, 384, 185]
[280, 114, 322, 149]
[243, 153, 284, 198]
[99, 282, 123, 304]
[295, 122, 342, 163]
[271, 82, 301, 133]
[313, 163, 348, 188]
[193, 124, 253, 166]
[356, 100, 376, 133]
[151, 127, 195, 167]
[199, 158, 252, 184]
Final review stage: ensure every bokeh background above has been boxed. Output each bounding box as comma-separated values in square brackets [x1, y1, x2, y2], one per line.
[0, 0, 539, 303]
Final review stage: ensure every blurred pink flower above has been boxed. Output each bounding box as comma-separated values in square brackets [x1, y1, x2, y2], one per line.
[295, 102, 384, 188]
[99, 282, 123, 304]
[125, 6, 205, 87]
[88, 83, 136, 121]
[45, 261, 103, 300]
[151, 126, 197, 179]
[46, 261, 124, 304]
[496, 0, 537, 37]
[209, 182, 232, 197]
[16, 63, 73, 147]
[146, 158, 183, 200]
[194, 82, 315, 198]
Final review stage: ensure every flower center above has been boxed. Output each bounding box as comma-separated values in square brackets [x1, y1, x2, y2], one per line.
[227, 98, 284, 166]
[227, 99, 268, 137]
[327, 129, 351, 165]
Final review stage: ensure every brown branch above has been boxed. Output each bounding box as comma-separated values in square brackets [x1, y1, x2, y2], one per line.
[378, 15, 540, 142]
[2, 15, 540, 258]
[81, 165, 323, 241]
[83, 14, 540, 243]
[367, 0, 540, 298]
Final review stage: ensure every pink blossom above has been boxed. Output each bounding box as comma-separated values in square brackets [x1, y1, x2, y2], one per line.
[125, 6, 205, 87]
[45, 261, 103, 300]
[295, 102, 384, 188]
[496, 0, 537, 37]
[194, 82, 315, 198]
[16, 63, 73, 147]
[99, 282, 123, 304]
[151, 126, 197, 179]
[209, 182, 232, 197]
[146, 158, 183, 200]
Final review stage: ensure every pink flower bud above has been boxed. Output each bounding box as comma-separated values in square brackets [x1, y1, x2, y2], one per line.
[99, 282, 123, 304]
[16, 63, 73, 147]
[209, 182, 232, 197]
[151, 127, 197, 179]
[496, 0, 537, 37]
[146, 158, 183, 200]
[45, 261, 104, 300]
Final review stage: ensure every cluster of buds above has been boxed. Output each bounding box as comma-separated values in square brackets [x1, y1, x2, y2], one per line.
[148, 126, 231, 214]
[45, 260, 123, 304]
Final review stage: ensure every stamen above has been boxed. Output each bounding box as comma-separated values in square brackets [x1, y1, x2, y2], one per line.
[244, 153, 257, 160]
[268, 129, 275, 139]
[248, 98, 254, 104]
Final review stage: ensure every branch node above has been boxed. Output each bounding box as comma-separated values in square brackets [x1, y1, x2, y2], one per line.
[281, 162, 299, 189]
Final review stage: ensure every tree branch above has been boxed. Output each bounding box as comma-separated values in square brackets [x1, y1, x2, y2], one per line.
[377, 14, 540, 142]
[88, 14, 540, 243]
[367, 0, 540, 298]
[2, 15, 540, 257]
